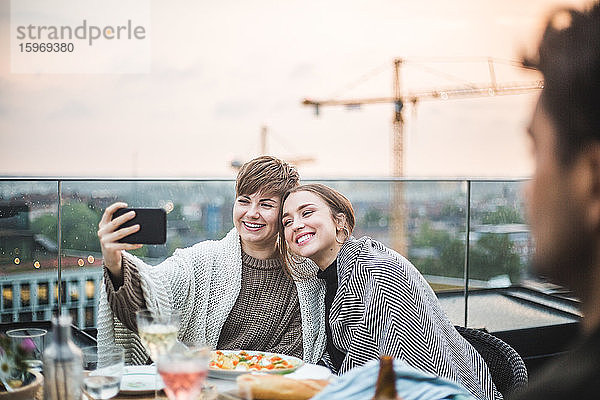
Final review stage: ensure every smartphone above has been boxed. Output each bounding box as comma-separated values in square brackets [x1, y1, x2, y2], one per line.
[112, 208, 167, 244]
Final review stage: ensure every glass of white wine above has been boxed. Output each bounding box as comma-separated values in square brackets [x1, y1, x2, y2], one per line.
[136, 308, 181, 399]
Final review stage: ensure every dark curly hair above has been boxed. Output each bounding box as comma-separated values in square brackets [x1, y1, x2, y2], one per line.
[523, 2, 600, 165]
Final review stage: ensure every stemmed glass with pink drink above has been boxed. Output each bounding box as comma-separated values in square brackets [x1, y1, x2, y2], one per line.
[157, 346, 210, 400]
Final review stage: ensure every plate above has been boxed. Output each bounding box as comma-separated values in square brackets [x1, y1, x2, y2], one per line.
[285, 363, 333, 380]
[209, 350, 303, 381]
[119, 365, 165, 394]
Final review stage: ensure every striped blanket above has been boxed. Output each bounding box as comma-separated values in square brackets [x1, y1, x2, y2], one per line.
[323, 236, 501, 400]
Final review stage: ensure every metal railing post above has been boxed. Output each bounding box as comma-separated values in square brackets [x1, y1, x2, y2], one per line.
[57, 180, 62, 315]
[463, 180, 471, 327]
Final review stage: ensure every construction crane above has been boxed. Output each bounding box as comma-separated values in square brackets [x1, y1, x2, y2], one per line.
[230, 125, 315, 170]
[303, 57, 542, 176]
[302, 57, 543, 252]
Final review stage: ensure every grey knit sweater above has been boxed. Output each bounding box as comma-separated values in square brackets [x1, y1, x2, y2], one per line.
[104, 250, 303, 358]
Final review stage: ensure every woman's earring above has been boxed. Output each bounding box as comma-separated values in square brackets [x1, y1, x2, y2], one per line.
[336, 226, 350, 244]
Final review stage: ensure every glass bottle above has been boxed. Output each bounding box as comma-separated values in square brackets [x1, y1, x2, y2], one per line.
[372, 356, 400, 400]
[43, 315, 83, 400]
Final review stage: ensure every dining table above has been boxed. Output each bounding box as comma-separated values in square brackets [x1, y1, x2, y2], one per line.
[111, 376, 238, 400]
[109, 362, 332, 400]
[32, 371, 249, 400]
[30, 360, 331, 399]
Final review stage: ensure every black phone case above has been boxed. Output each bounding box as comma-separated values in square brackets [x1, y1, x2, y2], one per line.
[112, 208, 167, 244]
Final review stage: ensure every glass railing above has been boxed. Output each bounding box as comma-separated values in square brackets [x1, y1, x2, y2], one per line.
[0, 178, 545, 332]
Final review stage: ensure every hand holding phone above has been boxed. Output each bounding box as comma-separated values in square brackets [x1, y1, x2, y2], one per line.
[111, 208, 167, 244]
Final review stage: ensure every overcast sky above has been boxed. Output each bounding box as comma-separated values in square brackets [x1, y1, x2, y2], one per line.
[0, 0, 590, 179]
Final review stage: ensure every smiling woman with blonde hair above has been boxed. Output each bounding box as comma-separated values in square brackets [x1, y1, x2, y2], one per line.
[280, 183, 501, 400]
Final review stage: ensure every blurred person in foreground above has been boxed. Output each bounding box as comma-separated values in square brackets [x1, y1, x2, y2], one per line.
[95, 156, 325, 365]
[281, 183, 500, 400]
[509, 2, 600, 399]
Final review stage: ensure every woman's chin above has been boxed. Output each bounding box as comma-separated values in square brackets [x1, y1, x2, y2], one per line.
[240, 233, 277, 249]
[292, 246, 316, 260]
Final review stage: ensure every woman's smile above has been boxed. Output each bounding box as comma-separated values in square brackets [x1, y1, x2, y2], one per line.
[295, 232, 315, 246]
[242, 221, 266, 231]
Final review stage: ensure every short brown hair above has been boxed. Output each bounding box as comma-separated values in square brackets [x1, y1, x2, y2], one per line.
[279, 183, 356, 278]
[235, 156, 299, 197]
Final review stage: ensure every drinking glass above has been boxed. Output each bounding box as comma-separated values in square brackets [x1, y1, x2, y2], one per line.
[157, 346, 210, 400]
[6, 328, 47, 372]
[136, 309, 180, 362]
[136, 309, 181, 399]
[81, 345, 124, 400]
